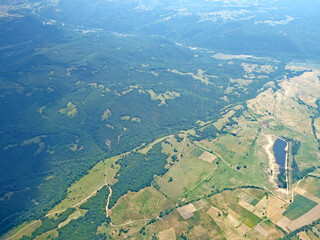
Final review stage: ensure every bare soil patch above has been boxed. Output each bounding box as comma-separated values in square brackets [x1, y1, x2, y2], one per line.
[227, 209, 242, 227]
[288, 204, 320, 231]
[238, 200, 255, 212]
[255, 224, 270, 237]
[276, 216, 292, 231]
[199, 151, 217, 163]
[177, 203, 197, 219]
[238, 223, 251, 234]
[267, 195, 287, 223]
[207, 206, 222, 219]
[297, 231, 312, 240]
[158, 228, 176, 240]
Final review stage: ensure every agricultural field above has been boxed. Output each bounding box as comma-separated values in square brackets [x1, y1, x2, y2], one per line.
[2, 0, 320, 239]
[110, 186, 173, 225]
[4, 65, 320, 239]
[283, 195, 318, 221]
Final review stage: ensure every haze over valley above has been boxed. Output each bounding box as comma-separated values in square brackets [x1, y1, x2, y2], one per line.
[1, 0, 320, 239]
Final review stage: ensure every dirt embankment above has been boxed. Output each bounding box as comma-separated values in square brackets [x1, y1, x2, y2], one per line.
[264, 135, 287, 195]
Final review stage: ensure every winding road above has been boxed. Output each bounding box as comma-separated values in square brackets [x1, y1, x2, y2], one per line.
[105, 185, 112, 218]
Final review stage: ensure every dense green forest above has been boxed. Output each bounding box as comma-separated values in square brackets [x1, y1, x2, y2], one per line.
[21, 208, 75, 240]
[2, 0, 320, 237]
[109, 142, 169, 207]
[58, 186, 110, 240]
[0, 26, 281, 234]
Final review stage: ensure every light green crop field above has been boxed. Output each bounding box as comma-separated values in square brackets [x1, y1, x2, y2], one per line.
[299, 177, 320, 198]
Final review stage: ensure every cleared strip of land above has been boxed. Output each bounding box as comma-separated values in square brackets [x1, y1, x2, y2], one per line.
[288, 204, 320, 231]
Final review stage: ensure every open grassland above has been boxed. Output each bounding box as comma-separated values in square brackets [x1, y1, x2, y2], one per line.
[155, 138, 219, 201]
[184, 160, 256, 200]
[195, 136, 271, 190]
[295, 135, 320, 169]
[155, 157, 215, 201]
[58, 209, 87, 228]
[197, 114, 263, 169]
[138, 136, 169, 154]
[213, 110, 235, 131]
[110, 186, 173, 225]
[299, 177, 320, 198]
[190, 147, 204, 157]
[33, 229, 59, 240]
[158, 228, 176, 240]
[59, 102, 77, 117]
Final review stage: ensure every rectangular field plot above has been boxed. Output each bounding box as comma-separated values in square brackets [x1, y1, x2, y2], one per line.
[199, 151, 217, 163]
[284, 194, 318, 220]
[251, 199, 259, 206]
[177, 203, 197, 219]
[288, 205, 320, 231]
[243, 211, 262, 228]
[234, 191, 259, 206]
[158, 228, 176, 240]
[190, 148, 204, 157]
[300, 177, 320, 198]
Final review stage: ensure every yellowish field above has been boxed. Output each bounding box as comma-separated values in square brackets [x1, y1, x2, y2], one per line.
[298, 177, 320, 198]
[158, 228, 176, 240]
[34, 230, 59, 240]
[199, 151, 217, 163]
[266, 195, 287, 223]
[177, 203, 197, 219]
[298, 231, 312, 240]
[254, 224, 270, 237]
[110, 186, 173, 225]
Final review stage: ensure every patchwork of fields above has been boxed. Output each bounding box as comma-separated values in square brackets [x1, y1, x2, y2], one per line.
[1, 0, 320, 238]
[3, 64, 320, 239]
